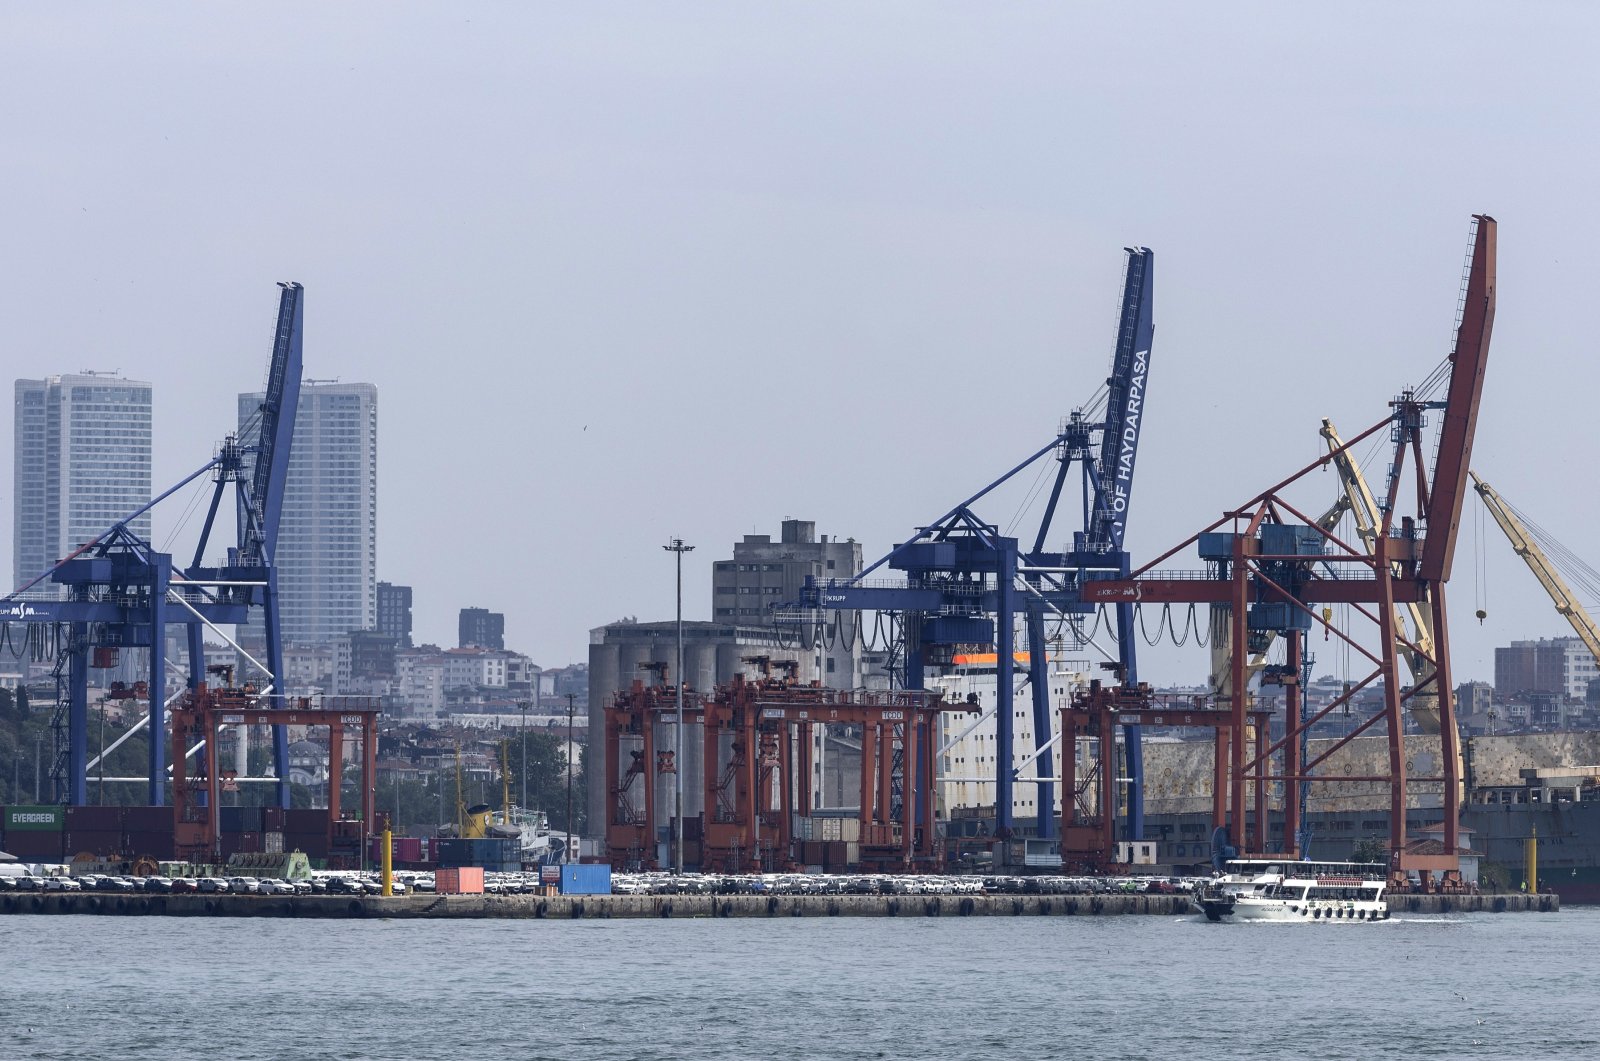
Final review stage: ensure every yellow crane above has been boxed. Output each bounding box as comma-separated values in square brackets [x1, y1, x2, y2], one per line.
[1320, 419, 1441, 730]
[1472, 472, 1600, 665]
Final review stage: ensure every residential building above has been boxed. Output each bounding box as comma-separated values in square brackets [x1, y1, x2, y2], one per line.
[333, 630, 398, 694]
[1496, 637, 1597, 701]
[13, 373, 152, 596]
[459, 607, 505, 650]
[443, 646, 510, 691]
[376, 582, 413, 647]
[237, 381, 378, 645]
[282, 643, 335, 695]
[396, 650, 447, 719]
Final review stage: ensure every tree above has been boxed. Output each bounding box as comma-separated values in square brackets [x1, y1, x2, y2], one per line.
[1352, 835, 1388, 865]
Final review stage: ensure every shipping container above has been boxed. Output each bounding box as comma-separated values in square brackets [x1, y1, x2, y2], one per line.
[368, 836, 425, 864]
[2, 829, 64, 860]
[66, 806, 122, 831]
[123, 832, 175, 859]
[434, 837, 520, 867]
[284, 833, 330, 858]
[220, 832, 263, 857]
[262, 807, 286, 831]
[220, 806, 264, 833]
[284, 808, 330, 832]
[559, 864, 612, 895]
[435, 866, 484, 894]
[263, 832, 284, 854]
[65, 830, 123, 856]
[122, 806, 172, 832]
[4, 805, 65, 832]
[331, 818, 364, 840]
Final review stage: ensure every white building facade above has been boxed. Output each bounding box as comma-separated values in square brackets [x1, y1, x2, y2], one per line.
[927, 658, 1090, 823]
[237, 381, 378, 645]
[13, 373, 152, 595]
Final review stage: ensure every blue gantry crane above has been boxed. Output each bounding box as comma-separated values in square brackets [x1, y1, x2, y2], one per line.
[0, 283, 304, 807]
[798, 248, 1155, 851]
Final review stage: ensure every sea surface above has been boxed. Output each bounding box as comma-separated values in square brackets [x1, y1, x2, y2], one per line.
[2, 907, 1597, 1060]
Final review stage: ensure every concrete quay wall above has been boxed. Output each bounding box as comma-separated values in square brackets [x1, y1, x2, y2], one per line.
[0, 890, 1559, 919]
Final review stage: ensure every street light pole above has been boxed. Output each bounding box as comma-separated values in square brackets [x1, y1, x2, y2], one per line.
[520, 697, 530, 812]
[663, 538, 694, 874]
[565, 692, 576, 864]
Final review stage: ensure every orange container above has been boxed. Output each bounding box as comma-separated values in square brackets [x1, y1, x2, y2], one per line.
[435, 866, 484, 895]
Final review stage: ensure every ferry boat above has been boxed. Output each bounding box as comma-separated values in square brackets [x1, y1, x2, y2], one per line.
[1193, 859, 1389, 922]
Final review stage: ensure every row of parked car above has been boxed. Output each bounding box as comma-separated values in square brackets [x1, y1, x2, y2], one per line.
[0, 871, 430, 896]
[608, 872, 1209, 896]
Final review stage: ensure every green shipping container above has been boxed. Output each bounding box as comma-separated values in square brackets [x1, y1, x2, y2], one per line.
[5, 805, 65, 832]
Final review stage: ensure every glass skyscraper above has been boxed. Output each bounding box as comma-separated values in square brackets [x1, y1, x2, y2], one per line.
[237, 381, 378, 645]
[12, 373, 152, 596]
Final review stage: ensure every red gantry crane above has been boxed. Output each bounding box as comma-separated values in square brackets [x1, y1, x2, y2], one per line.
[1083, 216, 1496, 879]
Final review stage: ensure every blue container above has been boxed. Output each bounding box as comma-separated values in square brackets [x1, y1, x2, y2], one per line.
[1198, 532, 1238, 561]
[1259, 523, 1325, 557]
[922, 616, 994, 644]
[560, 864, 612, 895]
[1247, 602, 1314, 632]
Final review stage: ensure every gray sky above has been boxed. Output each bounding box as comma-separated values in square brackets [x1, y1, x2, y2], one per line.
[4, 3, 1598, 685]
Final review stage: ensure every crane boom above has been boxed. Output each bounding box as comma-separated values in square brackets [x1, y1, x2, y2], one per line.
[1089, 248, 1154, 553]
[1472, 472, 1600, 665]
[1321, 418, 1436, 672]
[1420, 215, 1496, 582]
[243, 282, 304, 563]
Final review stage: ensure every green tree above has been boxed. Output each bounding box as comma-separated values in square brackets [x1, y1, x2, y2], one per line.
[1352, 835, 1388, 864]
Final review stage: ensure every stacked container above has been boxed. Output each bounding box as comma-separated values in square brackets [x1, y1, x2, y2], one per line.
[284, 808, 331, 859]
[122, 806, 175, 860]
[65, 805, 122, 856]
[2, 805, 66, 862]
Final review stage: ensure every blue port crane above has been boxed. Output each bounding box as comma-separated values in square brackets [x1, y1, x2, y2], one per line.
[797, 249, 1155, 847]
[0, 283, 304, 807]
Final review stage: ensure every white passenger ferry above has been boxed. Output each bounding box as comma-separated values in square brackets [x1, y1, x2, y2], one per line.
[1193, 859, 1389, 922]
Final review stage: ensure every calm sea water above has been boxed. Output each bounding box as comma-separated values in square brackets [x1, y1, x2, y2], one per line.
[3, 908, 1597, 1060]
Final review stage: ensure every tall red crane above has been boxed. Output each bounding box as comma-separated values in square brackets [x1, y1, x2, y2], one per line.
[1084, 216, 1495, 875]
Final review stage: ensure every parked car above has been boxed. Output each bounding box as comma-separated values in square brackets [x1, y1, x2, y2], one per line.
[169, 877, 198, 893]
[196, 877, 230, 893]
[142, 877, 174, 893]
[42, 877, 81, 892]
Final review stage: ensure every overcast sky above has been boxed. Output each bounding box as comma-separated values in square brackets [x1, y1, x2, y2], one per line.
[4, 3, 1598, 686]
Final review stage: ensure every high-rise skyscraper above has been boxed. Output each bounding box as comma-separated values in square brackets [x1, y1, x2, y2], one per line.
[13, 373, 152, 596]
[238, 381, 377, 645]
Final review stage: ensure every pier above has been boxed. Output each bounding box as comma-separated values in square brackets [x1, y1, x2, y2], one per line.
[0, 890, 1558, 920]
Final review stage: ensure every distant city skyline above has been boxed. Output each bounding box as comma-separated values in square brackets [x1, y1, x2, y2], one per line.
[4, 6, 1600, 685]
